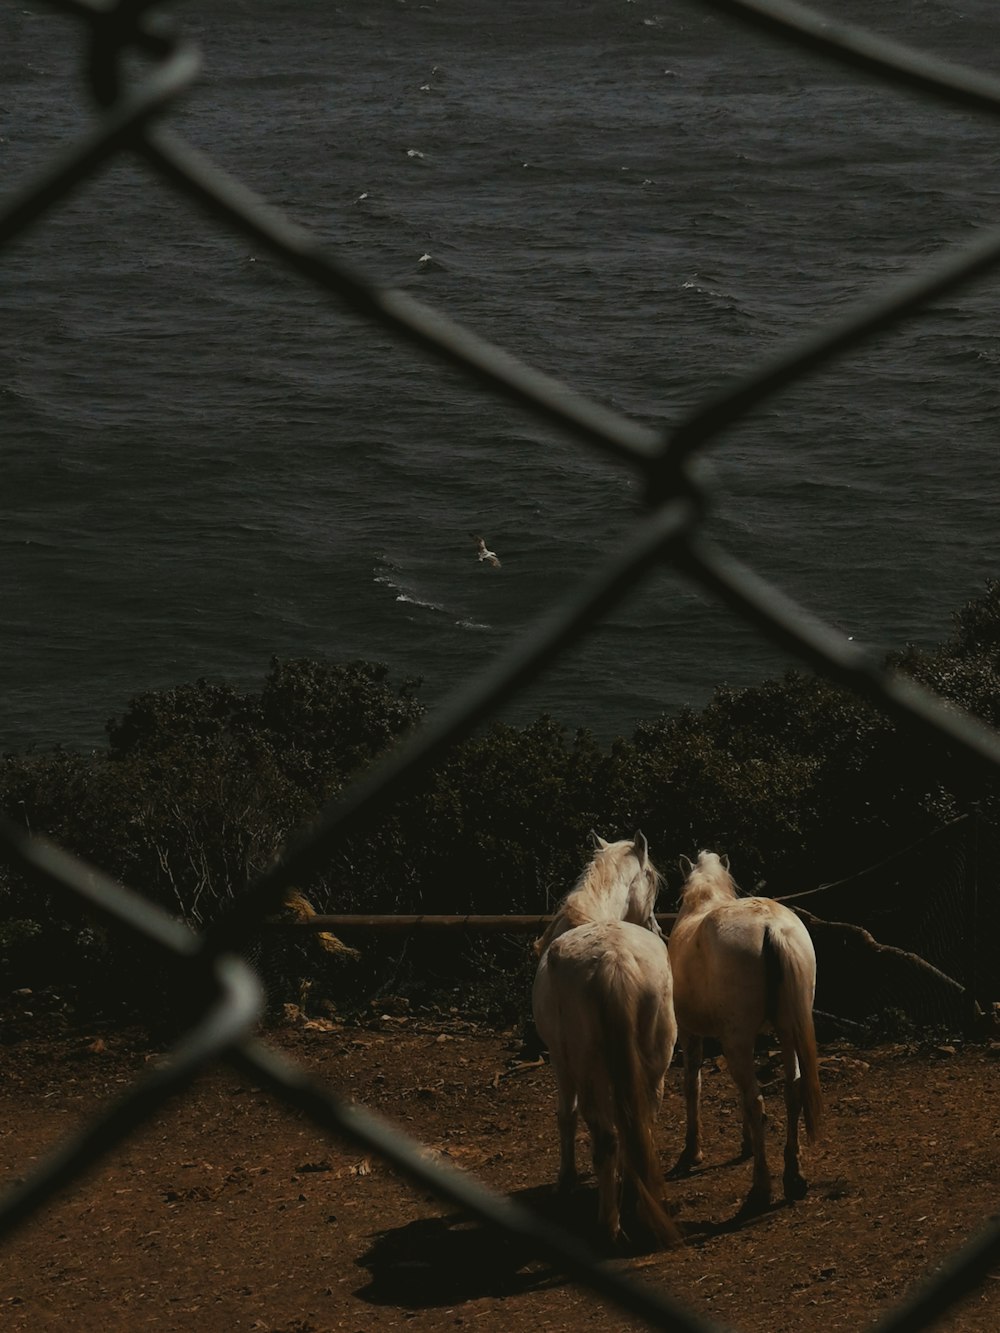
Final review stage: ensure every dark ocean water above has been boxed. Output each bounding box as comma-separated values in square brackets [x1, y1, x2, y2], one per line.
[3, 0, 1000, 752]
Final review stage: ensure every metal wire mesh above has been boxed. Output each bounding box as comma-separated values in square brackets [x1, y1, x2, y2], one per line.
[3, 1, 1000, 1328]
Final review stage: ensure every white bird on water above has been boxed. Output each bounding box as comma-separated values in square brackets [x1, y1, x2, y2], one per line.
[474, 535, 501, 569]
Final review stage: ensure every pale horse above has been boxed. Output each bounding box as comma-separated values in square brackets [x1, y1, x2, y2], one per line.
[532, 832, 679, 1247]
[668, 851, 822, 1211]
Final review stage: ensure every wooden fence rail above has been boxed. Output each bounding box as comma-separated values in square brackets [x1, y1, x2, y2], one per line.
[266, 913, 682, 933]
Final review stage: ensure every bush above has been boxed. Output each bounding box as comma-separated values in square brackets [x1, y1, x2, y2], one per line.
[0, 658, 423, 1021]
[3, 581, 1000, 1024]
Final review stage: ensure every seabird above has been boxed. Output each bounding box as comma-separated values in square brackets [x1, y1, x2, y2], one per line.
[474, 535, 501, 569]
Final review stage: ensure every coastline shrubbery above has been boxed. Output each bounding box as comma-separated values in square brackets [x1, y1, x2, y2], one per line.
[3, 582, 1000, 1024]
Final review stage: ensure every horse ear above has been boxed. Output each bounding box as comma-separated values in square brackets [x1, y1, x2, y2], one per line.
[679, 854, 694, 877]
[590, 830, 608, 849]
[633, 830, 648, 864]
[721, 853, 731, 871]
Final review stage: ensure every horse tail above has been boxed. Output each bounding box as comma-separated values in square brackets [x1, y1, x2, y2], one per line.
[762, 923, 823, 1143]
[599, 967, 681, 1248]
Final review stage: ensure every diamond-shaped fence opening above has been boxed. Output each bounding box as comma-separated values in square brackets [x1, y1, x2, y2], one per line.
[3, 1, 1000, 1329]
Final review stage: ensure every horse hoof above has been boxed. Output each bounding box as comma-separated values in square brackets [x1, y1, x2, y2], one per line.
[783, 1173, 808, 1201]
[739, 1184, 772, 1216]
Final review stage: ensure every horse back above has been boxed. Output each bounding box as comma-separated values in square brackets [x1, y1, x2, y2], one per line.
[533, 920, 674, 1091]
[536, 920, 672, 1014]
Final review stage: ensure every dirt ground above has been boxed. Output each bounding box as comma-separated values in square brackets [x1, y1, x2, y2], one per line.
[2, 1000, 1000, 1333]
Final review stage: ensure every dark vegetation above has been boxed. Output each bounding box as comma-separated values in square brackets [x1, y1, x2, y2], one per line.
[3, 583, 1000, 1028]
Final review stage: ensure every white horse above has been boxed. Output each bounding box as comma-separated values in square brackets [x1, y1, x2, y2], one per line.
[668, 851, 822, 1212]
[532, 832, 679, 1247]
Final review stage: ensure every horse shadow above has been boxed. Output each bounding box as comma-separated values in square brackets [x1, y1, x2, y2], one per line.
[355, 1158, 793, 1310]
[680, 1186, 792, 1243]
[669, 1151, 801, 1245]
[354, 1181, 673, 1310]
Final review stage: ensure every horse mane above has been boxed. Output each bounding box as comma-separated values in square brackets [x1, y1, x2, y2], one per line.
[534, 839, 651, 957]
[679, 850, 739, 907]
[628, 858, 664, 927]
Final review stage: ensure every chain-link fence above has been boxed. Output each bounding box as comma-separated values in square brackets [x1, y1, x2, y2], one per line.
[4, 1, 1000, 1329]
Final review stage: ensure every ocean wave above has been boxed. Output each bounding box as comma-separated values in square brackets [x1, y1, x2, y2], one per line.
[394, 589, 448, 613]
[373, 565, 447, 615]
[374, 561, 493, 630]
[680, 275, 751, 319]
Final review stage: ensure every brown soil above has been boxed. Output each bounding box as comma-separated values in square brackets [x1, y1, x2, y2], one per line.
[2, 1004, 1000, 1333]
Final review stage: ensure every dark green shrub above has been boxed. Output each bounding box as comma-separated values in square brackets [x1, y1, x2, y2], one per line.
[4, 580, 1000, 1024]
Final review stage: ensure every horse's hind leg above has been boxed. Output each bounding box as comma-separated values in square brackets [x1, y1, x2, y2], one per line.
[723, 1040, 770, 1211]
[670, 1033, 704, 1177]
[554, 1072, 579, 1191]
[739, 1108, 753, 1160]
[778, 1037, 807, 1200]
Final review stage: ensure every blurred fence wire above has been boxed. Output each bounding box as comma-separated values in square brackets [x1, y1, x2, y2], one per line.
[3, 0, 1000, 1328]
